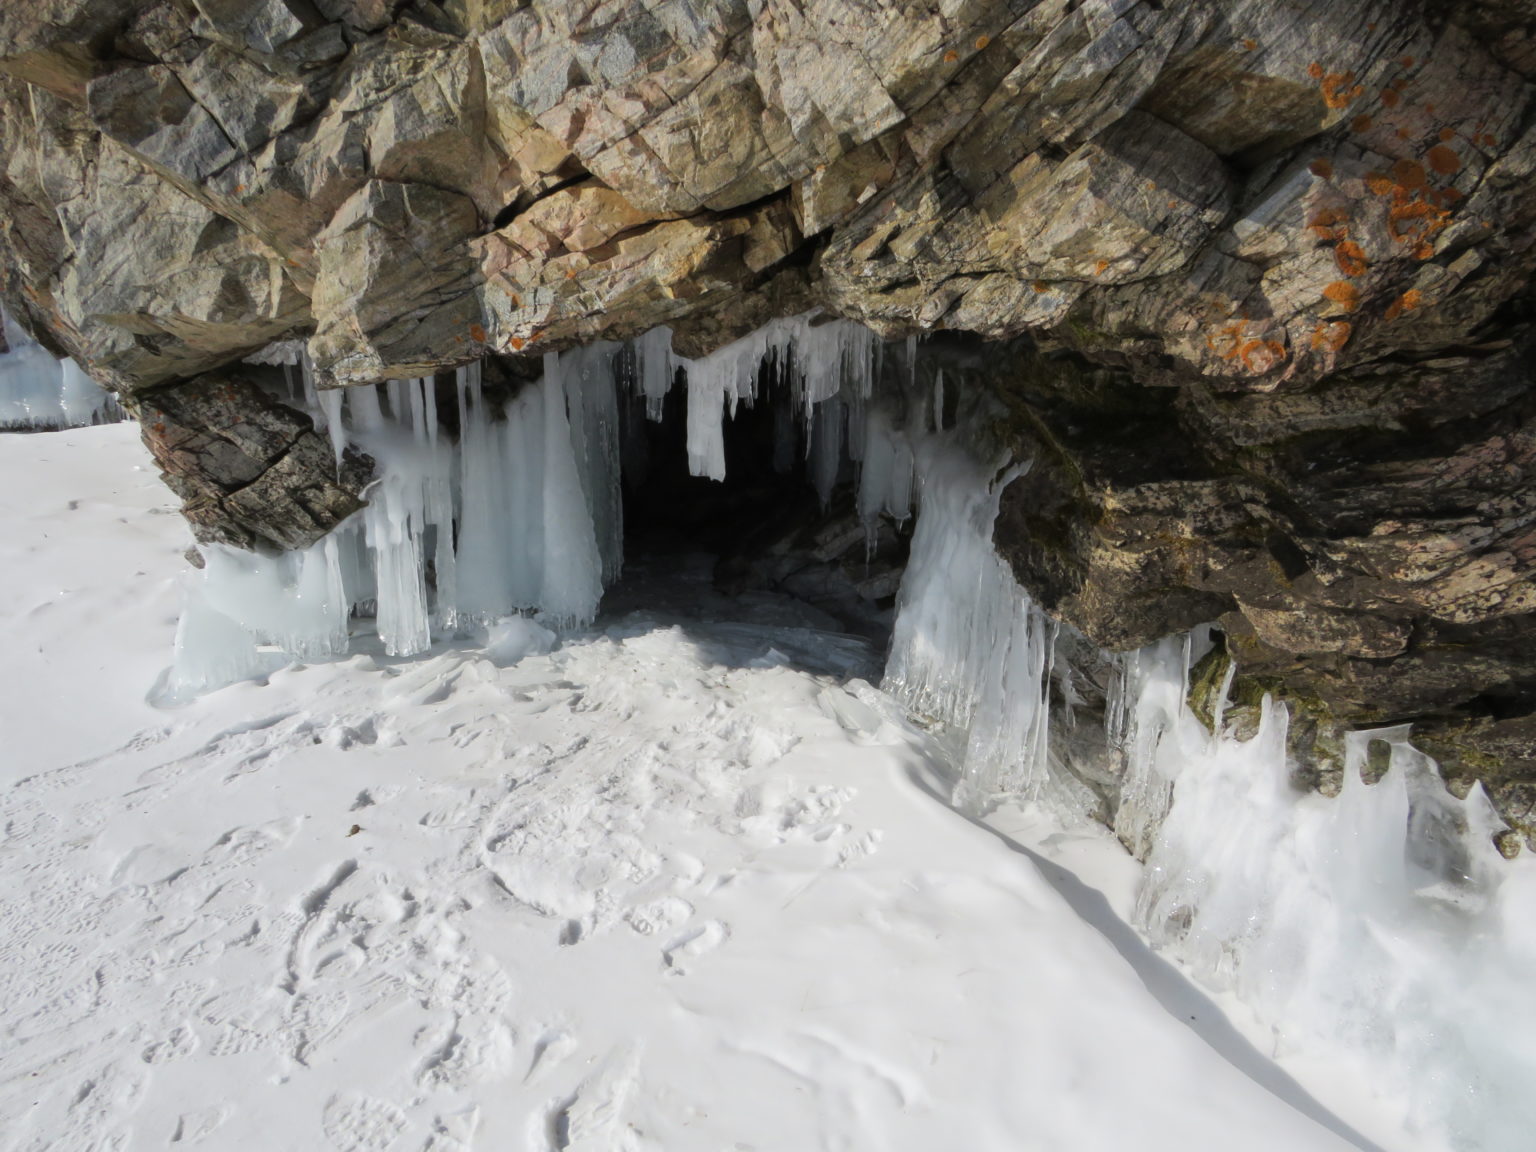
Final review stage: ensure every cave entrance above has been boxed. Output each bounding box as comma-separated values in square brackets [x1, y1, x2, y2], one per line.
[607, 363, 908, 646]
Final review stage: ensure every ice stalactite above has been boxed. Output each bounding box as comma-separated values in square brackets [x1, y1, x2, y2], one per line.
[657, 311, 880, 490]
[858, 408, 914, 536]
[0, 309, 123, 430]
[881, 435, 1057, 812]
[632, 326, 675, 422]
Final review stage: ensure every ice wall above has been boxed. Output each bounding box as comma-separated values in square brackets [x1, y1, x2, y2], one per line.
[0, 310, 122, 430]
[1114, 662, 1536, 1150]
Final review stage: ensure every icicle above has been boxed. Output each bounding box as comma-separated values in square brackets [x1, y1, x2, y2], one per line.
[808, 398, 845, 509]
[455, 360, 517, 622]
[858, 407, 914, 539]
[685, 355, 729, 482]
[417, 377, 458, 632]
[501, 378, 546, 611]
[634, 326, 675, 421]
[536, 351, 604, 628]
[672, 310, 881, 482]
[882, 437, 1055, 812]
[300, 350, 321, 413]
[319, 388, 347, 471]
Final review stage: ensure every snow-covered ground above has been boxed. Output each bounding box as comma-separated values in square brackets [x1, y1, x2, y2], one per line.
[1, 425, 1427, 1152]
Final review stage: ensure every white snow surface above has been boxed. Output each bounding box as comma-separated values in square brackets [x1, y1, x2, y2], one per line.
[2, 425, 1436, 1152]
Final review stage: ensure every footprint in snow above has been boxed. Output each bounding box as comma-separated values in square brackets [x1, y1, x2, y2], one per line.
[662, 920, 729, 973]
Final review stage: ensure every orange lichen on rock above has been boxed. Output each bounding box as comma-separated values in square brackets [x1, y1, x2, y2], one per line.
[1239, 338, 1288, 373]
[1206, 322, 1287, 373]
[1365, 171, 1396, 196]
[1387, 197, 1450, 259]
[469, 323, 487, 342]
[943, 49, 958, 63]
[1382, 87, 1401, 107]
[1427, 144, 1461, 174]
[1320, 71, 1364, 109]
[1032, 280, 1049, 293]
[1206, 321, 1246, 360]
[974, 34, 990, 50]
[1308, 206, 1349, 241]
[1352, 114, 1374, 133]
[1323, 281, 1362, 312]
[1310, 320, 1352, 354]
[510, 336, 526, 351]
[1384, 288, 1425, 320]
[1439, 127, 1456, 142]
[1308, 62, 1325, 78]
[1242, 38, 1257, 50]
[1392, 158, 1427, 190]
[1334, 240, 1369, 277]
[1309, 158, 1334, 179]
[1093, 258, 1110, 275]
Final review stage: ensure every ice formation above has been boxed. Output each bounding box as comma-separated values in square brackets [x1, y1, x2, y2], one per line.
[169, 351, 617, 696]
[0, 309, 121, 429]
[172, 312, 896, 696]
[870, 351, 1536, 1150]
[880, 413, 1056, 812]
[1108, 646, 1536, 1150]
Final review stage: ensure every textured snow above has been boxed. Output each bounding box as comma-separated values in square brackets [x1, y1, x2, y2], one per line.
[0, 424, 1417, 1152]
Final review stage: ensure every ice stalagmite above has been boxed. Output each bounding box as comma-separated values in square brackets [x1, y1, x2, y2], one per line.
[1109, 635, 1536, 1151]
[1106, 632, 1216, 860]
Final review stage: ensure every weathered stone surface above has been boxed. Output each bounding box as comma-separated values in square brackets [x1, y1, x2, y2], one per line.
[136, 373, 373, 552]
[310, 179, 484, 381]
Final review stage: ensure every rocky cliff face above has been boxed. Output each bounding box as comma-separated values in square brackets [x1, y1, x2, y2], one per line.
[4, 0, 1536, 837]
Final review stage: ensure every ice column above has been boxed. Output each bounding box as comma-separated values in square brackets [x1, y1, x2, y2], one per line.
[883, 437, 1055, 810]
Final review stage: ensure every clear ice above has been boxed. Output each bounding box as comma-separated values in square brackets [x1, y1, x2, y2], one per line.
[0, 309, 122, 430]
